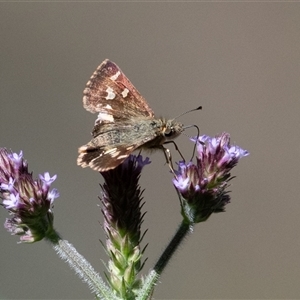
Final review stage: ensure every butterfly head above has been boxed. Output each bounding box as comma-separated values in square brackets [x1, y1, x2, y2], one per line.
[162, 119, 184, 141]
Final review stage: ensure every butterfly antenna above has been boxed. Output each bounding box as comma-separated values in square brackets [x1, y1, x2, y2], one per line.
[173, 106, 202, 120]
[182, 124, 200, 161]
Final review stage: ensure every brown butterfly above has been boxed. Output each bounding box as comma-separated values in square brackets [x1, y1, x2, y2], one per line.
[77, 59, 195, 172]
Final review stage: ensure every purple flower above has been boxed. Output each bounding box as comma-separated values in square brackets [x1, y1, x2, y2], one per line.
[173, 133, 249, 223]
[39, 172, 57, 193]
[0, 148, 59, 243]
[3, 193, 20, 209]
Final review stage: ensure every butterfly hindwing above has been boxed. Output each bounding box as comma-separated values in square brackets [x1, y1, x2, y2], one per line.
[78, 120, 158, 171]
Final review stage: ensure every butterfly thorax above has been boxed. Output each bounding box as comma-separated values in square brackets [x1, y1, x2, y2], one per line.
[140, 118, 184, 149]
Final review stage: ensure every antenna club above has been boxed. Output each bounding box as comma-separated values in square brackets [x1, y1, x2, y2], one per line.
[174, 105, 203, 120]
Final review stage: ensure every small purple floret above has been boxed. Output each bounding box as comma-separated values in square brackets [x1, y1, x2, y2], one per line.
[39, 172, 57, 191]
[3, 193, 20, 210]
[8, 151, 23, 169]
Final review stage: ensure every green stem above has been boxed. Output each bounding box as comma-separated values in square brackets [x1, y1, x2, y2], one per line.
[137, 220, 193, 300]
[47, 230, 119, 300]
[154, 220, 192, 273]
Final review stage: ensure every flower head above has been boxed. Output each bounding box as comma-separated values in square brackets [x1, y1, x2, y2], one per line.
[100, 154, 150, 298]
[173, 133, 249, 223]
[0, 148, 59, 243]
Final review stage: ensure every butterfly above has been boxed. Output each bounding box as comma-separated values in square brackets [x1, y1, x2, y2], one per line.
[77, 59, 188, 172]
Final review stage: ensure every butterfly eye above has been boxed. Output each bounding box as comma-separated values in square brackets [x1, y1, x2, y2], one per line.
[164, 127, 174, 137]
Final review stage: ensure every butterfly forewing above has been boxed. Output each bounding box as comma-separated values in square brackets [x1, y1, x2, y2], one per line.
[78, 59, 158, 171]
[83, 59, 154, 121]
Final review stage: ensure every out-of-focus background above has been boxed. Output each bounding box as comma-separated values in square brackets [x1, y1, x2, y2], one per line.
[1, 3, 299, 299]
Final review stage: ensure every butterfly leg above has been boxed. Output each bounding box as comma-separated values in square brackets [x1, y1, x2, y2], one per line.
[160, 146, 177, 176]
[163, 141, 185, 162]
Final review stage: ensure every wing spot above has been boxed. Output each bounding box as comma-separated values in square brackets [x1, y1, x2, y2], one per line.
[110, 71, 121, 81]
[105, 87, 116, 100]
[104, 148, 118, 154]
[117, 154, 128, 159]
[121, 88, 129, 98]
[96, 112, 114, 122]
[83, 88, 90, 95]
[110, 151, 121, 158]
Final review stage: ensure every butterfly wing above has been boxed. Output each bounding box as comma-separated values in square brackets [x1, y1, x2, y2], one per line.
[83, 59, 154, 122]
[78, 120, 159, 171]
[78, 60, 159, 171]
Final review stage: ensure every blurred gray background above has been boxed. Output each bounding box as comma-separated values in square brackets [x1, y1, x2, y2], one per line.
[1, 2, 299, 300]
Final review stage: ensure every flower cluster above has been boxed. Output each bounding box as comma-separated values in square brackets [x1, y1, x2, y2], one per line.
[173, 133, 249, 223]
[100, 154, 150, 299]
[0, 148, 59, 242]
